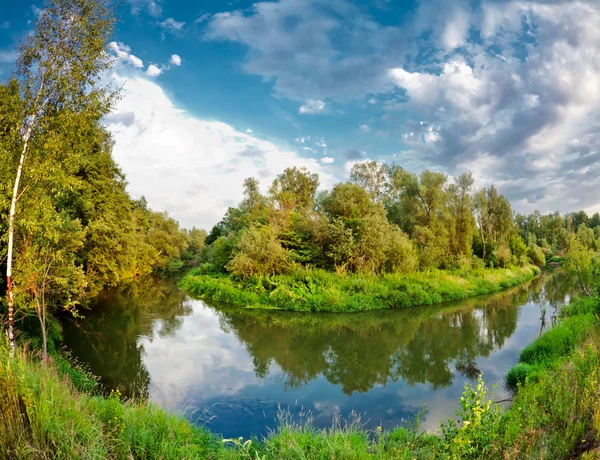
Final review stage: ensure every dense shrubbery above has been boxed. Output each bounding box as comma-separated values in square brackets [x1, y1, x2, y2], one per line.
[180, 265, 539, 312]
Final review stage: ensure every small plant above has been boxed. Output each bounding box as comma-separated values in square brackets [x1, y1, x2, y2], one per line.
[440, 375, 502, 458]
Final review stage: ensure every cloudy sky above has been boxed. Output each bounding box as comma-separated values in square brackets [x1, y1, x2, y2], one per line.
[2, 0, 600, 229]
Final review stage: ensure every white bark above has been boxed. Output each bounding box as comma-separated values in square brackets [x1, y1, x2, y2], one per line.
[6, 81, 43, 353]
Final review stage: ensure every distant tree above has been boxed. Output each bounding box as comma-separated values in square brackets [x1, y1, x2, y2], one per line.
[269, 167, 319, 213]
[349, 160, 388, 201]
[563, 237, 595, 296]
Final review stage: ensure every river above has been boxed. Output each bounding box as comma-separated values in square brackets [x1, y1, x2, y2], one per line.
[61, 273, 570, 439]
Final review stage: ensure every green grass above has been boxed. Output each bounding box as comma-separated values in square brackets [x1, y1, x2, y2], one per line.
[0, 342, 224, 459]
[179, 265, 540, 312]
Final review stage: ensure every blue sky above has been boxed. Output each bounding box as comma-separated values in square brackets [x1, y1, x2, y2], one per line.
[2, 0, 600, 229]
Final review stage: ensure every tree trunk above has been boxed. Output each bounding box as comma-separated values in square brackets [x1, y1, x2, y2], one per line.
[6, 114, 37, 353]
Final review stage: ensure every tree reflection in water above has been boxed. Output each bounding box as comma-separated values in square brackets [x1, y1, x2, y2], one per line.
[62, 273, 570, 404]
[61, 275, 192, 399]
[208, 275, 569, 394]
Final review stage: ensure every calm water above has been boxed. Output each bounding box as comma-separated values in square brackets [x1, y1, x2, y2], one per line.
[62, 274, 571, 439]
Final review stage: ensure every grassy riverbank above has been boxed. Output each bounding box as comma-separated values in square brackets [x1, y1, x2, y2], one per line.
[179, 265, 540, 312]
[2, 286, 600, 458]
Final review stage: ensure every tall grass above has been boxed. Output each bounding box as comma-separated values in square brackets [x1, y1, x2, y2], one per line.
[0, 341, 224, 459]
[180, 265, 540, 312]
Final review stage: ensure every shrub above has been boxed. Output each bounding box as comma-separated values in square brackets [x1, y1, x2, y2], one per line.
[528, 245, 546, 267]
[227, 224, 295, 280]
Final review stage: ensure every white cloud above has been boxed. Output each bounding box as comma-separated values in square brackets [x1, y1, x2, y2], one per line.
[246, 129, 253, 133]
[31, 5, 44, 19]
[359, 124, 370, 133]
[299, 99, 326, 115]
[388, 1, 600, 214]
[127, 0, 162, 17]
[158, 18, 185, 32]
[146, 64, 162, 77]
[321, 157, 335, 164]
[0, 50, 17, 63]
[109, 41, 144, 68]
[170, 54, 182, 66]
[106, 76, 334, 229]
[441, 6, 470, 50]
[194, 12, 211, 24]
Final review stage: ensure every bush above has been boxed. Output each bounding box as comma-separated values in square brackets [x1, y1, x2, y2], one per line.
[506, 362, 534, 387]
[227, 224, 295, 280]
[527, 244, 546, 267]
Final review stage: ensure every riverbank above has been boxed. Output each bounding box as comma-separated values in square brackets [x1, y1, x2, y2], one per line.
[179, 265, 540, 312]
[2, 282, 599, 459]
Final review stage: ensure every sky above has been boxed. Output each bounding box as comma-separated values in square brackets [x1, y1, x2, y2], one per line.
[2, 0, 600, 230]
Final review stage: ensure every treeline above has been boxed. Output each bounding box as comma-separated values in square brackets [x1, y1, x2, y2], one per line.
[197, 163, 539, 278]
[0, 0, 203, 358]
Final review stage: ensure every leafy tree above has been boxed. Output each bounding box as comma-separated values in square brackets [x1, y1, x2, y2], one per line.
[269, 167, 319, 214]
[447, 172, 476, 261]
[349, 160, 388, 201]
[15, 203, 86, 361]
[528, 245, 546, 267]
[563, 237, 596, 296]
[320, 182, 375, 222]
[4, 0, 115, 351]
[227, 224, 294, 279]
[509, 235, 529, 266]
[384, 226, 418, 274]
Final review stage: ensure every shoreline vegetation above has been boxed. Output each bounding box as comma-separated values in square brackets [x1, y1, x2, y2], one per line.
[179, 265, 540, 312]
[3, 273, 600, 459]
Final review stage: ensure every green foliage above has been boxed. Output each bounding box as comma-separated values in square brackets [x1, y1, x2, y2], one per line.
[439, 376, 502, 458]
[181, 266, 539, 313]
[528, 244, 546, 267]
[227, 224, 295, 279]
[509, 235, 529, 266]
[563, 236, 597, 296]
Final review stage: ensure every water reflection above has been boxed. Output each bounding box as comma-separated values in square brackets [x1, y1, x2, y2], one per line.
[62, 276, 192, 399]
[61, 273, 571, 439]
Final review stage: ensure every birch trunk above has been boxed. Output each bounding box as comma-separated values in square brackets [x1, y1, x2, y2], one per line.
[6, 112, 37, 353]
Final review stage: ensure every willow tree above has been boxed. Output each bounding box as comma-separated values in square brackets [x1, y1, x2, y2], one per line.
[5, 0, 115, 351]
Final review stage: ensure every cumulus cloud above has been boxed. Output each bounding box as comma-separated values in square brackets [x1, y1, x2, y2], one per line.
[205, 0, 407, 102]
[299, 99, 326, 114]
[109, 41, 144, 68]
[387, 0, 600, 214]
[170, 54, 182, 66]
[146, 64, 162, 77]
[321, 157, 335, 164]
[106, 76, 334, 229]
[359, 124, 370, 133]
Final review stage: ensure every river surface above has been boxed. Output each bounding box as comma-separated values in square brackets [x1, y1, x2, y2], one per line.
[62, 274, 570, 439]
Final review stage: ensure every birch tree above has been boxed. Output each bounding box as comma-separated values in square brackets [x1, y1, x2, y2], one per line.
[5, 0, 115, 351]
